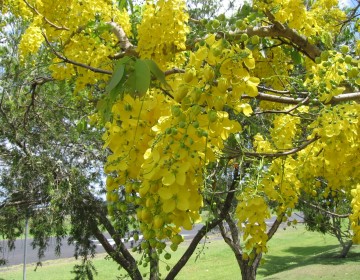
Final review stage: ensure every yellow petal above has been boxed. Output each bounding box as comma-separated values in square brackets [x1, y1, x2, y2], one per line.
[158, 187, 173, 200]
[245, 82, 258, 97]
[244, 57, 255, 69]
[176, 172, 186, 186]
[238, 103, 253, 116]
[162, 171, 176, 186]
[176, 191, 190, 211]
[182, 214, 193, 230]
[144, 148, 152, 160]
[163, 198, 176, 213]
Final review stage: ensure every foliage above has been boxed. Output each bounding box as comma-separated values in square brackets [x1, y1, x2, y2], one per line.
[298, 184, 353, 257]
[2, 0, 360, 279]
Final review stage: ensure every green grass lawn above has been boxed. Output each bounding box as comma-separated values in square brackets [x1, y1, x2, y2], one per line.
[1, 225, 360, 280]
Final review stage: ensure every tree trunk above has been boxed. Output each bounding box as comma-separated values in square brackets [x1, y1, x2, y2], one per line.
[339, 240, 353, 258]
[239, 261, 258, 280]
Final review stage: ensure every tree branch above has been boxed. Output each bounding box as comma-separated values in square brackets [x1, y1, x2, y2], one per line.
[265, 10, 321, 60]
[91, 226, 142, 280]
[95, 208, 140, 275]
[267, 213, 285, 240]
[164, 68, 185, 76]
[24, 76, 54, 126]
[218, 215, 244, 268]
[224, 136, 320, 159]
[255, 95, 311, 115]
[42, 33, 112, 75]
[338, 1, 360, 30]
[82, 192, 142, 279]
[106, 22, 137, 56]
[242, 91, 360, 105]
[224, 9, 321, 61]
[300, 199, 350, 218]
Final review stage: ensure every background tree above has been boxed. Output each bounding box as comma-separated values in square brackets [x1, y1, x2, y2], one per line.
[2, 1, 360, 280]
[298, 183, 353, 258]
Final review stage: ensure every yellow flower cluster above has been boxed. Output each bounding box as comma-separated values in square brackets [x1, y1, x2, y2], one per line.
[252, 47, 292, 92]
[253, 134, 274, 153]
[13, 0, 132, 91]
[254, 107, 303, 152]
[2, 0, 32, 18]
[270, 110, 301, 149]
[251, 102, 360, 251]
[137, 0, 190, 68]
[299, 103, 360, 190]
[103, 89, 241, 249]
[18, 17, 44, 61]
[168, 34, 259, 116]
[236, 195, 270, 257]
[305, 51, 349, 103]
[261, 157, 301, 213]
[238, 128, 303, 255]
[350, 184, 360, 244]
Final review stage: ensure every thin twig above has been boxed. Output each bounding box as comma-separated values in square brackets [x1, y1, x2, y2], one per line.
[23, 76, 54, 127]
[255, 95, 311, 115]
[164, 68, 185, 76]
[224, 136, 320, 159]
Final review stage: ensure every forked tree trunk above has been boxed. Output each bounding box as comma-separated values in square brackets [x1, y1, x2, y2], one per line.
[240, 263, 257, 280]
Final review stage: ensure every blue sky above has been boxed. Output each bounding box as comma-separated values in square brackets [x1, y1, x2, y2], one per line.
[218, 0, 358, 15]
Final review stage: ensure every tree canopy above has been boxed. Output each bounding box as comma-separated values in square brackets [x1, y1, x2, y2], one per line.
[1, 0, 360, 279]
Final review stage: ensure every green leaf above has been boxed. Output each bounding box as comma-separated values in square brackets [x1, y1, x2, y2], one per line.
[123, 71, 135, 89]
[291, 50, 303, 65]
[106, 63, 125, 93]
[76, 119, 87, 132]
[105, 56, 132, 95]
[134, 59, 151, 95]
[118, 0, 128, 10]
[240, 3, 251, 17]
[144, 59, 171, 90]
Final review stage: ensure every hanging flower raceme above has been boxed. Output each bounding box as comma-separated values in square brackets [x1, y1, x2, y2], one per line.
[137, 0, 190, 68]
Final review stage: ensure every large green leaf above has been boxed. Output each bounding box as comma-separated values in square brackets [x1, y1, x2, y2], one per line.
[123, 71, 136, 93]
[134, 59, 151, 95]
[144, 59, 171, 89]
[106, 62, 125, 93]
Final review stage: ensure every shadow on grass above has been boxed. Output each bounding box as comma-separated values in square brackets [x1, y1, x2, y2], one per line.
[259, 244, 360, 278]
